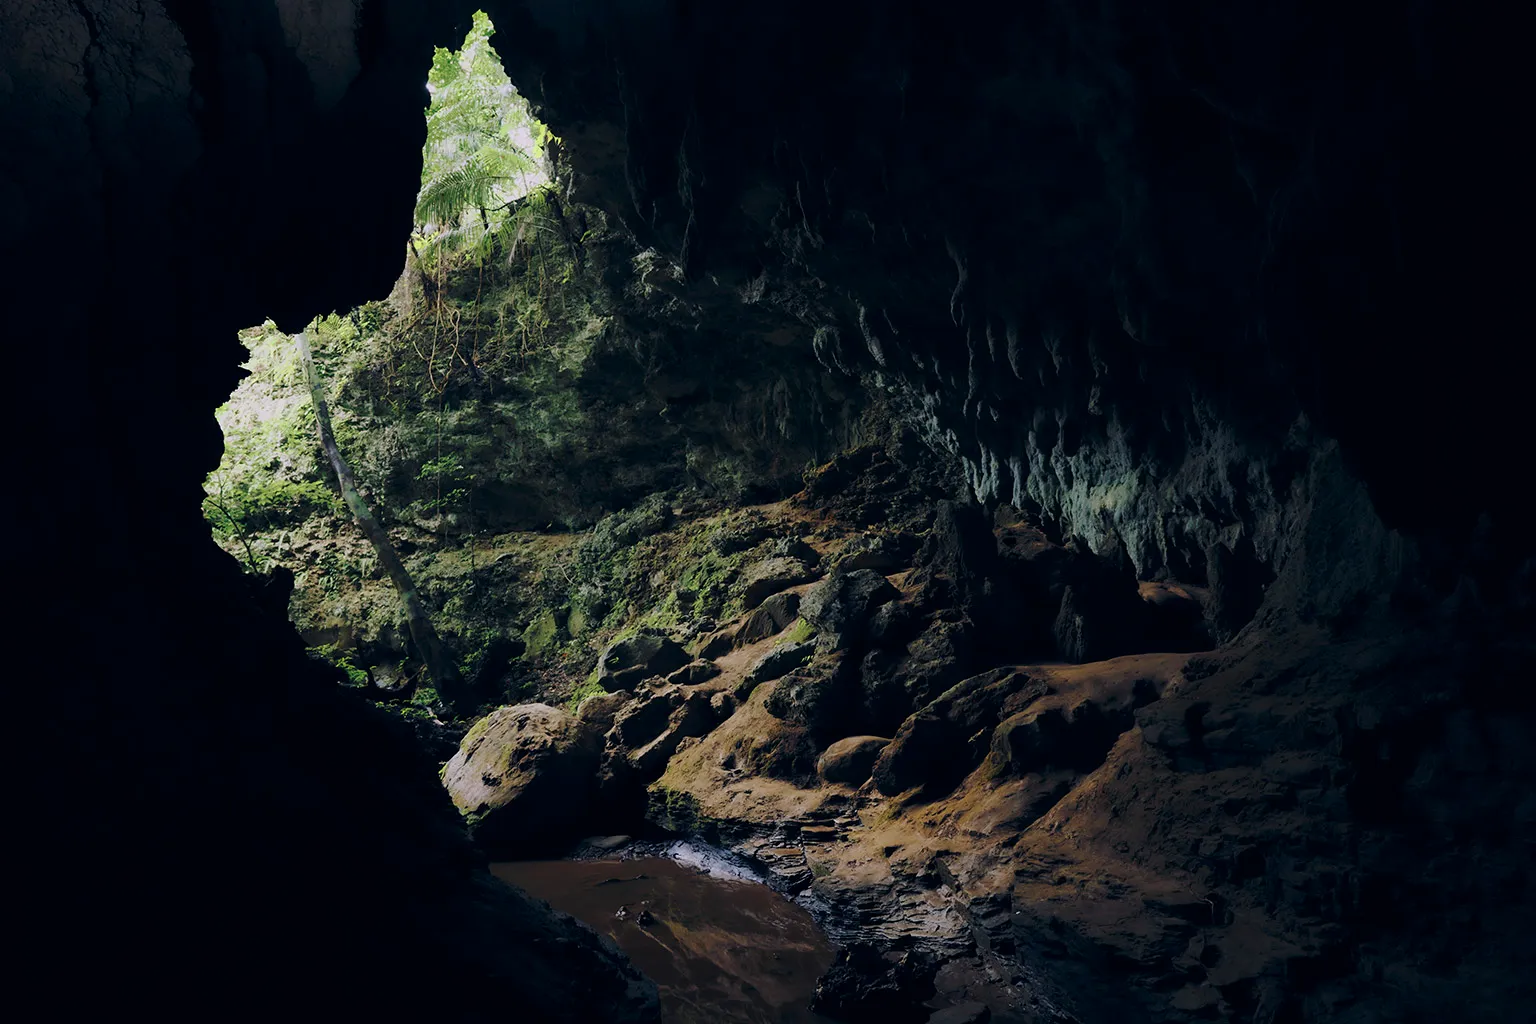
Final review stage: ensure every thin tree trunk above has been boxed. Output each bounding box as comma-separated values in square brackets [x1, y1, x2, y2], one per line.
[295, 330, 468, 708]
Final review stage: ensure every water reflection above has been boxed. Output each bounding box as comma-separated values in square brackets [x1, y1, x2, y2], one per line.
[493, 857, 837, 1024]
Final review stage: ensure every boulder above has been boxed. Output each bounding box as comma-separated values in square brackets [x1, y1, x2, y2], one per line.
[666, 660, 722, 686]
[442, 704, 600, 856]
[575, 689, 634, 733]
[739, 556, 819, 608]
[991, 663, 1165, 777]
[708, 516, 773, 554]
[866, 598, 920, 647]
[762, 650, 854, 733]
[835, 531, 918, 573]
[709, 690, 736, 718]
[871, 669, 1042, 796]
[749, 639, 816, 684]
[695, 628, 736, 659]
[595, 632, 691, 691]
[800, 568, 899, 648]
[809, 942, 936, 1024]
[861, 616, 977, 735]
[735, 591, 802, 644]
[767, 535, 820, 562]
[817, 736, 892, 785]
[911, 501, 1001, 613]
[627, 691, 716, 776]
[610, 686, 686, 750]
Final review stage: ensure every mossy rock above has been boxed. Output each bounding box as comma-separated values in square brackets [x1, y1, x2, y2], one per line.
[522, 608, 562, 656]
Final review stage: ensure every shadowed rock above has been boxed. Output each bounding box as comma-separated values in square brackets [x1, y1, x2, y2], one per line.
[596, 633, 692, 691]
[736, 590, 803, 644]
[749, 639, 816, 683]
[740, 556, 819, 608]
[818, 735, 892, 785]
[801, 568, 899, 648]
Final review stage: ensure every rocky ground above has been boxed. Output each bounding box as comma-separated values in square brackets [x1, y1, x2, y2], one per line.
[427, 441, 1529, 1024]
[219, 368, 1535, 1024]
[414, 438, 1534, 1024]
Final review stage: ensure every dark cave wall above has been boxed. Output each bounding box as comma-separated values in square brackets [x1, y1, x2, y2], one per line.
[486, 0, 1529, 597]
[4, 2, 657, 1018]
[3, 0, 1529, 1015]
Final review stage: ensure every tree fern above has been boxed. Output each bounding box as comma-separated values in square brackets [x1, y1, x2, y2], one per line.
[415, 11, 547, 250]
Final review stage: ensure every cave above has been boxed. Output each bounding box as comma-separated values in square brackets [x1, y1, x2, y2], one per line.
[6, 2, 1533, 1022]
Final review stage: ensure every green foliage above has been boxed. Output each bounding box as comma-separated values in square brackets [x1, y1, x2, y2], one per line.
[206, 478, 340, 534]
[201, 14, 611, 703]
[416, 11, 546, 261]
[562, 495, 676, 631]
[415, 454, 472, 517]
[307, 644, 370, 687]
[204, 321, 351, 569]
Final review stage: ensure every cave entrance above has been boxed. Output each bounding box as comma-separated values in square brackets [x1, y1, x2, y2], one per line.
[200, 11, 571, 723]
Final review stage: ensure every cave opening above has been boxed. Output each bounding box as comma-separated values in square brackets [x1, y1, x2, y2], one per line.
[13, 2, 1534, 1021]
[201, 11, 582, 720]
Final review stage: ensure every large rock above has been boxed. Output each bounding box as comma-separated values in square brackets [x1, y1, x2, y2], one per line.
[818, 735, 892, 785]
[748, 639, 816, 684]
[990, 690, 1149, 776]
[627, 691, 717, 776]
[871, 669, 1041, 796]
[442, 704, 601, 856]
[609, 687, 686, 750]
[763, 650, 855, 733]
[835, 531, 919, 573]
[739, 556, 819, 608]
[595, 632, 692, 691]
[735, 590, 802, 644]
[666, 660, 722, 685]
[809, 942, 937, 1024]
[860, 615, 977, 735]
[911, 500, 1001, 614]
[801, 568, 899, 648]
[575, 689, 634, 732]
[601, 686, 719, 793]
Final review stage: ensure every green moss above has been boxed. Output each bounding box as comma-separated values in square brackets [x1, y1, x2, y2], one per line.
[565, 677, 607, 713]
[783, 617, 816, 645]
[522, 607, 561, 657]
[646, 785, 706, 835]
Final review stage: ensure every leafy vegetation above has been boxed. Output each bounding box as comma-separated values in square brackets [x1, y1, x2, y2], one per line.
[307, 644, 370, 687]
[414, 11, 550, 259]
[195, 10, 852, 731]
